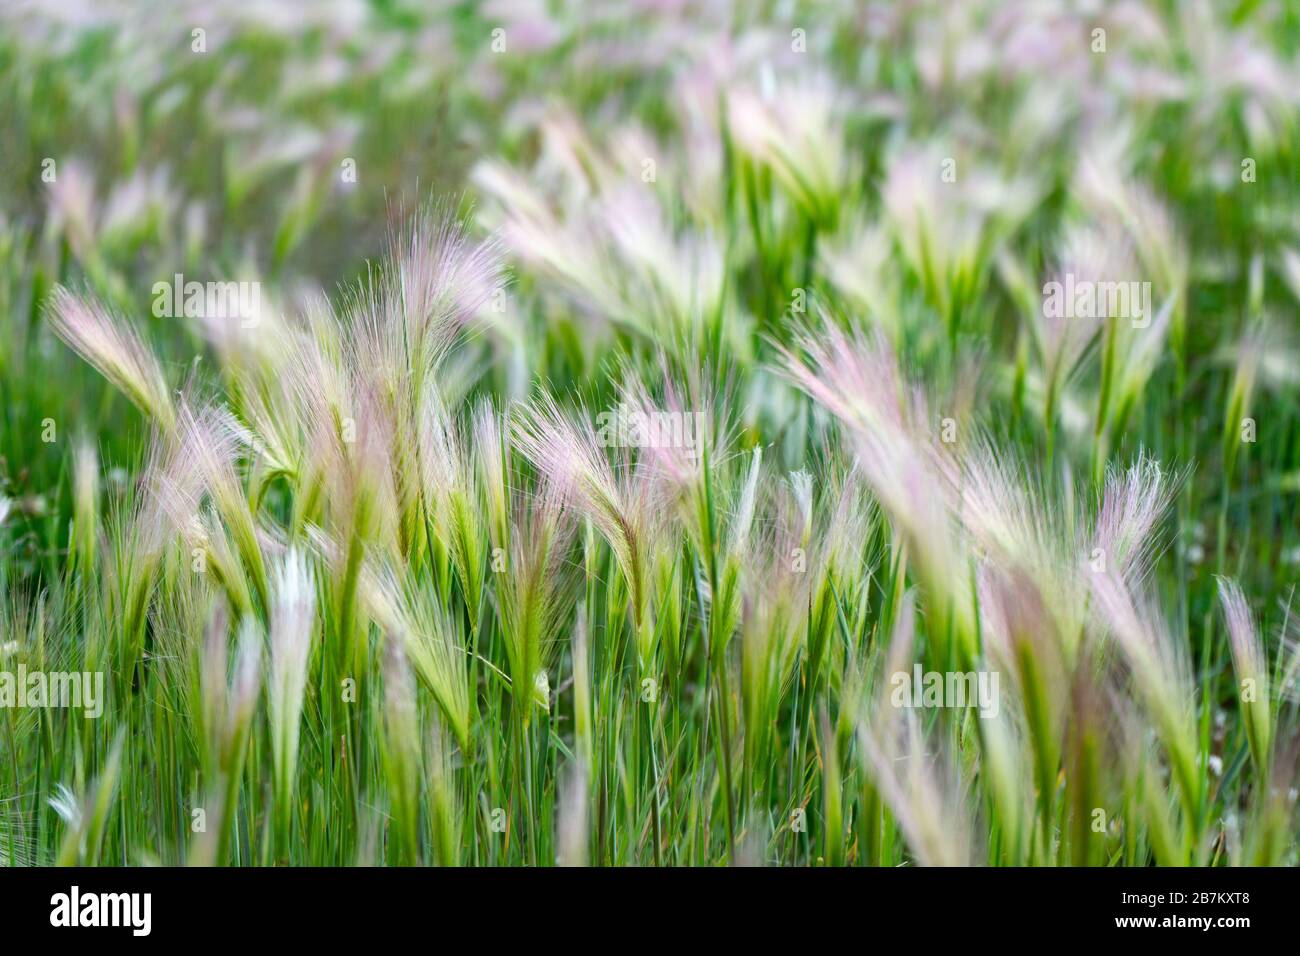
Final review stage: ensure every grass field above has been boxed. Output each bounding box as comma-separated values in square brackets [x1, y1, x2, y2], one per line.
[1, 0, 1299, 866]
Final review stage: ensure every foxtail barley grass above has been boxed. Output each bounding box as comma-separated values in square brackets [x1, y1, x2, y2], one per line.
[1, 0, 1298, 869]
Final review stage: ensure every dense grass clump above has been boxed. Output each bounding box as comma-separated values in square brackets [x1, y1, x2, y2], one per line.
[2, 1, 1299, 866]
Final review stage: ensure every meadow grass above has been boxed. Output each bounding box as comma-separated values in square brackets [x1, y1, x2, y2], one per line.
[1, 1, 1299, 867]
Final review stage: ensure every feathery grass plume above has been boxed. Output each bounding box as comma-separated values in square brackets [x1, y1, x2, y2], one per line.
[345, 202, 488, 556]
[46, 287, 176, 433]
[952, 432, 1058, 558]
[514, 390, 662, 670]
[178, 401, 270, 611]
[474, 122, 728, 349]
[213, 303, 334, 498]
[320, 385, 401, 668]
[1216, 578, 1271, 775]
[616, 364, 724, 546]
[232, 368, 303, 491]
[147, 415, 255, 621]
[881, 143, 1038, 342]
[976, 565, 1066, 844]
[952, 434, 1095, 669]
[46, 785, 81, 848]
[597, 186, 727, 346]
[778, 320, 977, 668]
[335, 208, 496, 561]
[342, 297, 423, 560]
[1075, 154, 1188, 317]
[267, 548, 316, 845]
[99, 164, 177, 249]
[495, 482, 574, 723]
[365, 562, 471, 750]
[331, 391, 400, 558]
[948, 444, 1115, 861]
[1041, 221, 1171, 468]
[419, 392, 486, 632]
[1089, 453, 1180, 590]
[104, 429, 190, 677]
[222, 295, 353, 512]
[804, 468, 874, 693]
[787, 468, 814, 551]
[186, 269, 284, 379]
[728, 78, 846, 229]
[1089, 568, 1201, 841]
[473, 158, 629, 330]
[378, 201, 502, 382]
[250, 310, 351, 527]
[614, 365, 727, 676]
[197, 511, 256, 621]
